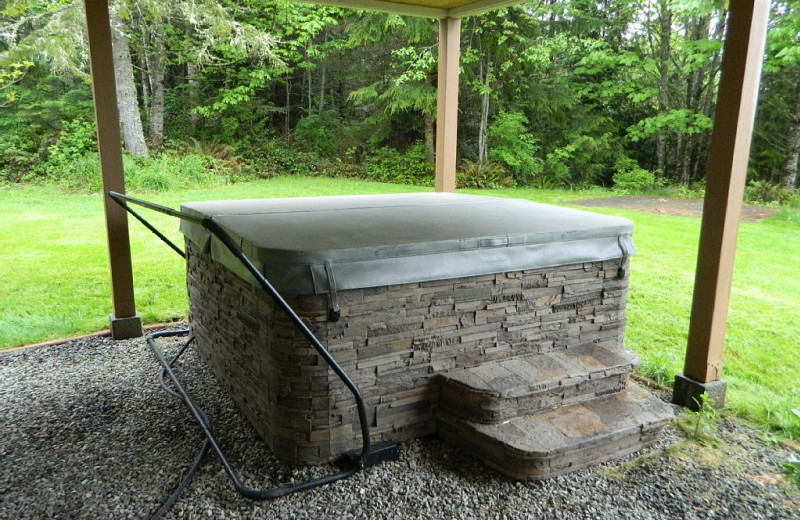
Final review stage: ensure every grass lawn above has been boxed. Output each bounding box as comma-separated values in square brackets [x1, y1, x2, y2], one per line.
[1, 176, 797, 439]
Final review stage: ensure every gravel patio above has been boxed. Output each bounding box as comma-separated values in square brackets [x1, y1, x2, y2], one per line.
[2, 329, 797, 519]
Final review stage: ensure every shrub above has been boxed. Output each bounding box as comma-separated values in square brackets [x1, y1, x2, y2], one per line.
[181, 138, 245, 177]
[51, 152, 231, 193]
[0, 133, 38, 183]
[612, 157, 655, 192]
[457, 160, 515, 189]
[126, 154, 224, 192]
[244, 139, 372, 179]
[244, 139, 308, 179]
[59, 154, 103, 192]
[312, 157, 363, 179]
[540, 148, 575, 189]
[676, 394, 721, 447]
[784, 458, 800, 488]
[291, 111, 343, 158]
[745, 180, 794, 205]
[650, 180, 706, 199]
[244, 139, 321, 178]
[39, 119, 98, 180]
[129, 168, 174, 192]
[363, 143, 433, 186]
[488, 111, 543, 183]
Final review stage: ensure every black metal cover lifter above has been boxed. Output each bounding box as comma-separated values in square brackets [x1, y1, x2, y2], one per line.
[107, 191, 397, 516]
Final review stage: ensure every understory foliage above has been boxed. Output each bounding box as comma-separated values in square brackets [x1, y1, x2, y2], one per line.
[676, 394, 721, 447]
[457, 159, 514, 189]
[785, 459, 800, 487]
[487, 111, 542, 184]
[612, 157, 656, 192]
[0, 0, 798, 193]
[363, 143, 434, 186]
[744, 180, 797, 205]
[784, 410, 800, 486]
[54, 152, 233, 193]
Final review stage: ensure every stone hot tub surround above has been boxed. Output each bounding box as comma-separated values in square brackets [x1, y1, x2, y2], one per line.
[181, 193, 671, 474]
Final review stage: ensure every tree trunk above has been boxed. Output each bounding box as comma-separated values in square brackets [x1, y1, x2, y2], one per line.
[145, 27, 165, 152]
[680, 16, 710, 186]
[318, 28, 327, 112]
[140, 59, 150, 122]
[680, 138, 693, 186]
[424, 111, 435, 164]
[110, 9, 148, 158]
[656, 0, 671, 178]
[285, 78, 291, 139]
[307, 66, 312, 112]
[675, 131, 684, 184]
[781, 68, 800, 189]
[187, 61, 201, 129]
[319, 62, 326, 113]
[477, 57, 490, 163]
[694, 10, 726, 183]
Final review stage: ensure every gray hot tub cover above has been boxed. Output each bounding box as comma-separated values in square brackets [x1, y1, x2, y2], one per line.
[180, 192, 634, 296]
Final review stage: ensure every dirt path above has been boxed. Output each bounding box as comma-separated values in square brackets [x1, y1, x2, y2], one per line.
[569, 195, 778, 222]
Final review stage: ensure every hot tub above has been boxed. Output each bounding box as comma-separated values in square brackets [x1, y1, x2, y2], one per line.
[180, 193, 635, 465]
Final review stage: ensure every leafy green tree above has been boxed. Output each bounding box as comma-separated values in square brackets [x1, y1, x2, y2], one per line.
[1, 1, 149, 157]
[753, 0, 800, 189]
[122, 0, 282, 148]
[0, 0, 795, 194]
[617, 0, 725, 186]
[487, 111, 542, 182]
[347, 13, 437, 161]
[0, 60, 31, 107]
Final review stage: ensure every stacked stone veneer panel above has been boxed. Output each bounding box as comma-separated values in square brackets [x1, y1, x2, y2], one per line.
[186, 239, 630, 465]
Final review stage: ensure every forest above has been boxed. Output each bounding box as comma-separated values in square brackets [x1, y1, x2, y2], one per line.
[1, 0, 799, 200]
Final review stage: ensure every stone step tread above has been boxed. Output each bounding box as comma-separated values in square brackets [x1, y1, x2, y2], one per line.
[437, 382, 673, 480]
[442, 344, 638, 399]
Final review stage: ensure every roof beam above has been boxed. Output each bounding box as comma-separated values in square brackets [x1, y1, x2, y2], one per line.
[448, 0, 524, 18]
[292, 0, 526, 19]
[293, 0, 447, 18]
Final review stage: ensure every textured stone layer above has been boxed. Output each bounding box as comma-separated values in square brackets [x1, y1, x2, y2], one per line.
[186, 239, 630, 464]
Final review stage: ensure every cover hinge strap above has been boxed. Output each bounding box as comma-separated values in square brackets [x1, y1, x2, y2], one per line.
[325, 262, 341, 322]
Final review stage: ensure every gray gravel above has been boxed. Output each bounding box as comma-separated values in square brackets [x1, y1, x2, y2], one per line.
[2, 330, 798, 519]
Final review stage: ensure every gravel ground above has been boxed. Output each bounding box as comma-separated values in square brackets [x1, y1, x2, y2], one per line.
[2, 330, 798, 520]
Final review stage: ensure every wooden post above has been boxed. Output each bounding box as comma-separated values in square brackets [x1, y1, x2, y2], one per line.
[84, 0, 142, 339]
[675, 0, 769, 406]
[435, 17, 461, 193]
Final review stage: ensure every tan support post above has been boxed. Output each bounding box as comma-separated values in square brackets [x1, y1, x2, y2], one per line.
[674, 0, 769, 408]
[435, 17, 461, 193]
[84, 0, 142, 339]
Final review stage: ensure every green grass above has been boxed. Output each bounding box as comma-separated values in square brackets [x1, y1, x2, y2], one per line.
[578, 204, 800, 440]
[0, 177, 425, 347]
[1, 176, 798, 438]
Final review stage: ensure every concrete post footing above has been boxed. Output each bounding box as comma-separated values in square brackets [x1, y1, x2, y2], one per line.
[672, 373, 727, 410]
[109, 313, 143, 340]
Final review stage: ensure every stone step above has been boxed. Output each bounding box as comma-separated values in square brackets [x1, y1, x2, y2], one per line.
[439, 344, 638, 423]
[437, 382, 673, 480]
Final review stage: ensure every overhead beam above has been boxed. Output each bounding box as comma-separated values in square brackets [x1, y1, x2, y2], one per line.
[448, 0, 522, 18]
[296, 0, 447, 18]
[435, 17, 461, 192]
[84, 0, 142, 339]
[293, 0, 527, 19]
[674, 0, 769, 408]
